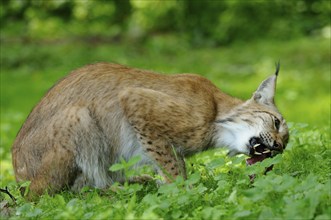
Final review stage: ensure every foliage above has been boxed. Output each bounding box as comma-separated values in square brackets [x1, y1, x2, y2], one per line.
[1, 35, 330, 219]
[1, 36, 329, 128]
[0, 1, 330, 218]
[109, 155, 142, 179]
[1, 0, 330, 45]
[1, 124, 330, 219]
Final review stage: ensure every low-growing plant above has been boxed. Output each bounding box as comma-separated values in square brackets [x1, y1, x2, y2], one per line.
[1, 36, 329, 219]
[1, 123, 329, 220]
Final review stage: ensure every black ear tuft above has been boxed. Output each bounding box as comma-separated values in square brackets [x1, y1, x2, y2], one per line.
[275, 61, 280, 76]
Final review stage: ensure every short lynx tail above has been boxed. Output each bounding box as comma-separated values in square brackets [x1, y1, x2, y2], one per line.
[275, 61, 280, 76]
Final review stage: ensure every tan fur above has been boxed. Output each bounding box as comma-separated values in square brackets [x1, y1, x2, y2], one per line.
[12, 62, 288, 197]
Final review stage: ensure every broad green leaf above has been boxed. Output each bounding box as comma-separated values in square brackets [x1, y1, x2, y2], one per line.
[109, 163, 125, 171]
[186, 172, 201, 185]
[258, 207, 279, 220]
[172, 210, 182, 218]
[207, 158, 225, 169]
[201, 207, 213, 219]
[158, 183, 179, 195]
[177, 194, 189, 205]
[234, 210, 251, 218]
[16, 203, 33, 216]
[127, 155, 142, 167]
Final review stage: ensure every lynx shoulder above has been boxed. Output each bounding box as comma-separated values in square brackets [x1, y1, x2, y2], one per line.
[12, 62, 289, 197]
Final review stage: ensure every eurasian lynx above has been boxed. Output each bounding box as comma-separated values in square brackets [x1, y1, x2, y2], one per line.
[12, 63, 289, 197]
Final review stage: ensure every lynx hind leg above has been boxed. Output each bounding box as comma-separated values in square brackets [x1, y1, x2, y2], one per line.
[119, 88, 188, 182]
[22, 106, 111, 197]
[59, 106, 113, 191]
[19, 107, 88, 197]
[26, 145, 77, 198]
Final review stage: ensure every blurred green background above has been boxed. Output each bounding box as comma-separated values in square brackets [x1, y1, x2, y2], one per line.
[0, 0, 330, 174]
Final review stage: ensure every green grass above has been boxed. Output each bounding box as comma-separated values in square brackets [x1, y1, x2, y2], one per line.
[1, 35, 330, 219]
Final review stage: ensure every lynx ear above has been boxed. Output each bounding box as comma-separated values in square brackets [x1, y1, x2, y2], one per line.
[252, 62, 280, 105]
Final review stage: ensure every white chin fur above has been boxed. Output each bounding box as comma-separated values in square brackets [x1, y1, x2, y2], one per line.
[214, 122, 259, 156]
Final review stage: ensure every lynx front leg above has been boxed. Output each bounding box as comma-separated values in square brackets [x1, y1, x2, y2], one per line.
[140, 137, 187, 182]
[119, 88, 192, 182]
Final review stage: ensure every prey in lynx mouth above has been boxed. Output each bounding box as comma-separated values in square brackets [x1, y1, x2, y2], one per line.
[12, 61, 289, 197]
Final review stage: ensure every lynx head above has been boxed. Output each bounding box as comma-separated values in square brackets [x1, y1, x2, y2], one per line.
[215, 63, 289, 158]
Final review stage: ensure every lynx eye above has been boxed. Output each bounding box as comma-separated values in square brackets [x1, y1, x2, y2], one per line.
[274, 117, 280, 130]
